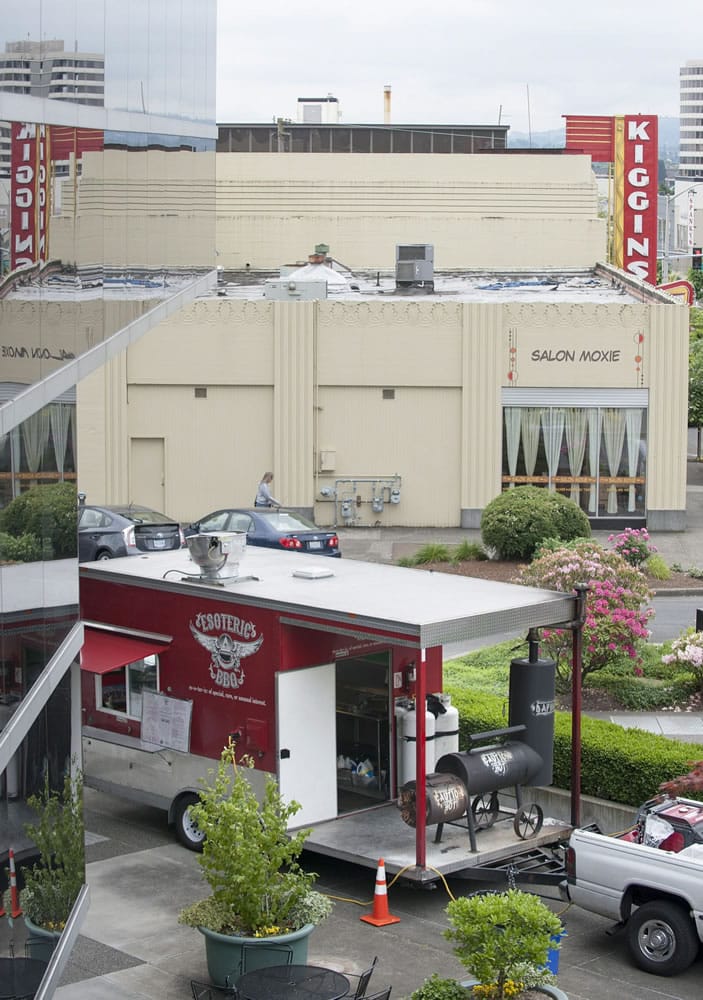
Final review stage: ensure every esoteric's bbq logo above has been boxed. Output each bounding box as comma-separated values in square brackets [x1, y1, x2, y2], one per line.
[189, 611, 263, 690]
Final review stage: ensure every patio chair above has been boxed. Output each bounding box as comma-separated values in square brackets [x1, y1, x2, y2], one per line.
[363, 988, 392, 1000]
[345, 956, 378, 999]
[237, 942, 294, 976]
[190, 978, 239, 999]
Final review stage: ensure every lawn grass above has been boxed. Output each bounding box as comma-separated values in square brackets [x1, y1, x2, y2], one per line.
[443, 636, 695, 709]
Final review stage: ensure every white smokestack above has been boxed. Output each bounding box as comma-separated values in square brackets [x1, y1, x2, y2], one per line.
[384, 85, 391, 125]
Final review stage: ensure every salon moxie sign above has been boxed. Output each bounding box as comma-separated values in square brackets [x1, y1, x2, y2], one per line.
[508, 328, 646, 387]
[11, 122, 49, 271]
[564, 113, 658, 285]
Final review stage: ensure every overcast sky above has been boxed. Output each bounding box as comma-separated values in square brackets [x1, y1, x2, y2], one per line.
[216, 0, 699, 134]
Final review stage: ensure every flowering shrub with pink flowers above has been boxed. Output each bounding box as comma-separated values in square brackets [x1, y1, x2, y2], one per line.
[662, 629, 703, 690]
[607, 527, 656, 568]
[519, 539, 654, 691]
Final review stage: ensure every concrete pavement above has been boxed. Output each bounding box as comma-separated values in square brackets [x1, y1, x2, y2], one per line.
[35, 787, 703, 999]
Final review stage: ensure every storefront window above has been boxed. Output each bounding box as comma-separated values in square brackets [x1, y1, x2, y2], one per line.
[98, 654, 158, 718]
[502, 405, 647, 519]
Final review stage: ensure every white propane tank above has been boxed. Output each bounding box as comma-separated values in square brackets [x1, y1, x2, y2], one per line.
[432, 692, 460, 761]
[395, 697, 435, 786]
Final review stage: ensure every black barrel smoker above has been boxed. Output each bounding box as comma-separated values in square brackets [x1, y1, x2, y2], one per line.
[397, 633, 556, 853]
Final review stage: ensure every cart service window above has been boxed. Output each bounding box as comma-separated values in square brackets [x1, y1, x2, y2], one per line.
[97, 655, 159, 719]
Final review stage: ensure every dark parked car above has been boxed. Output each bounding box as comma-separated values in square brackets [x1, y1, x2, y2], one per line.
[78, 503, 185, 562]
[185, 508, 341, 557]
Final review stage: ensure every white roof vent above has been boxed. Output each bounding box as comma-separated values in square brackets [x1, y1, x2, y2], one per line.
[292, 566, 335, 580]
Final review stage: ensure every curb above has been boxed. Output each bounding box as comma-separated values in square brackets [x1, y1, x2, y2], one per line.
[652, 588, 703, 597]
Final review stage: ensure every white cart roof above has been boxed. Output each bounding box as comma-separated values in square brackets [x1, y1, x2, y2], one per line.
[79, 546, 575, 649]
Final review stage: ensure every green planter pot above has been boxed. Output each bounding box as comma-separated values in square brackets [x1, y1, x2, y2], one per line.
[23, 914, 62, 963]
[199, 922, 315, 987]
[461, 980, 568, 999]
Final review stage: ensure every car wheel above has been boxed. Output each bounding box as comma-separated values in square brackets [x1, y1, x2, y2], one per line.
[174, 793, 204, 851]
[95, 550, 113, 561]
[626, 900, 700, 976]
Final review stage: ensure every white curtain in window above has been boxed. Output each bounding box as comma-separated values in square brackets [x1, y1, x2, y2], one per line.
[504, 408, 521, 488]
[520, 408, 541, 479]
[20, 408, 50, 474]
[541, 407, 565, 491]
[564, 408, 588, 505]
[49, 403, 71, 478]
[625, 408, 644, 512]
[602, 408, 627, 514]
[587, 408, 600, 512]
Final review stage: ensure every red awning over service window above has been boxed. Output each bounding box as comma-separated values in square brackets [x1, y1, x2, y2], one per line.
[80, 628, 170, 675]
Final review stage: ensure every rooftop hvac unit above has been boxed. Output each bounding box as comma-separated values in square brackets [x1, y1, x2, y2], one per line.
[395, 244, 434, 290]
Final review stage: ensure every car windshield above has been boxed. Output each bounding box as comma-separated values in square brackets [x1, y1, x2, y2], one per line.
[259, 511, 319, 531]
[116, 509, 175, 525]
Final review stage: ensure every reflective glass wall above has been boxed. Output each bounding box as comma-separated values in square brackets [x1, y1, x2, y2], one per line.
[0, 0, 216, 943]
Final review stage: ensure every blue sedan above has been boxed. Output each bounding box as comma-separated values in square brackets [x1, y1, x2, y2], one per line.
[184, 508, 341, 557]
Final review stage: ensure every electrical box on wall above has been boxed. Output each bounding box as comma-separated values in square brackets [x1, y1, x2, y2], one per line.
[263, 279, 328, 301]
[319, 450, 336, 472]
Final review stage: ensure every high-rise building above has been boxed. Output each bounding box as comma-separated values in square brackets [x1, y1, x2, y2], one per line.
[0, 39, 105, 176]
[0, 2, 216, 987]
[0, 39, 104, 104]
[679, 59, 703, 179]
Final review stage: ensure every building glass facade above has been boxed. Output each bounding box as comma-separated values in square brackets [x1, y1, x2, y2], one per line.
[0, 0, 216, 983]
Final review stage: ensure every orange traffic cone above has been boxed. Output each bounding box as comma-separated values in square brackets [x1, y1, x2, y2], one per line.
[8, 848, 22, 918]
[360, 858, 400, 926]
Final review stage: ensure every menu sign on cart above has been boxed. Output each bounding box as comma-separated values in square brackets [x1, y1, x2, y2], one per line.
[141, 691, 192, 752]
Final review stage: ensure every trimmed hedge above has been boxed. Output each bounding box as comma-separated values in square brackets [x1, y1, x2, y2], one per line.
[446, 684, 703, 807]
[0, 483, 77, 560]
[0, 531, 43, 563]
[480, 486, 591, 561]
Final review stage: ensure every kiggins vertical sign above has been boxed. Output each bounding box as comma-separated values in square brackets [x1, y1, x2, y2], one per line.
[615, 115, 658, 284]
[11, 122, 50, 271]
[564, 113, 658, 285]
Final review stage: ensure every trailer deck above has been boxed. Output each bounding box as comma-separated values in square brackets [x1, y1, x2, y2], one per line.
[302, 799, 571, 884]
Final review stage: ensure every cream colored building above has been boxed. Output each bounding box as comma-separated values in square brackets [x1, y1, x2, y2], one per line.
[77, 262, 688, 533]
[215, 152, 605, 272]
[5, 142, 684, 531]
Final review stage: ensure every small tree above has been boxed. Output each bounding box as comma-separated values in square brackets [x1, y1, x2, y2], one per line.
[520, 539, 653, 690]
[20, 768, 85, 931]
[179, 741, 331, 936]
[444, 889, 562, 1000]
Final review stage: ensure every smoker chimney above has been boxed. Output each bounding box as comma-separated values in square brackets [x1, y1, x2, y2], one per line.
[384, 85, 391, 125]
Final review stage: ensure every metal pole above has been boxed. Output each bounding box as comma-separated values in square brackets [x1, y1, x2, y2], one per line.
[663, 196, 670, 282]
[415, 648, 427, 871]
[571, 584, 588, 828]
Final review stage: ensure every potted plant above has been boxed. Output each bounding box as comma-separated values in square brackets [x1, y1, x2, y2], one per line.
[443, 889, 568, 1000]
[178, 740, 332, 986]
[15, 768, 85, 961]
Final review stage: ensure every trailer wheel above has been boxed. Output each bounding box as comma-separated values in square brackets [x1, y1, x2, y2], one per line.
[174, 794, 204, 851]
[626, 900, 700, 976]
[513, 803, 543, 840]
[471, 792, 500, 829]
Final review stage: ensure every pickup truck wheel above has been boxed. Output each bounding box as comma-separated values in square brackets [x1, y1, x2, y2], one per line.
[626, 900, 699, 976]
[174, 794, 204, 852]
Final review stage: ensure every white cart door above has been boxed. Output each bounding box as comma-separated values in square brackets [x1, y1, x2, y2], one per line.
[276, 663, 337, 827]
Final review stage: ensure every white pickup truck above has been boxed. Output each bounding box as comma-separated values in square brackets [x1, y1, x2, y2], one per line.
[565, 796, 703, 976]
